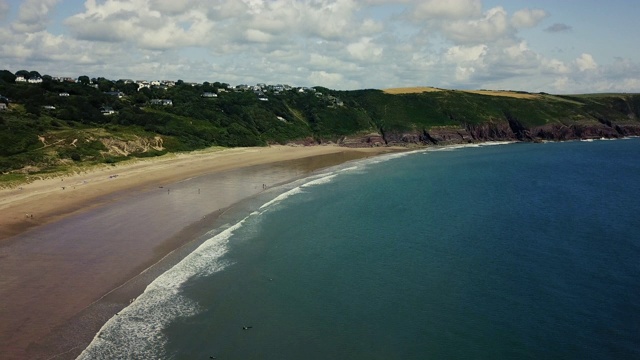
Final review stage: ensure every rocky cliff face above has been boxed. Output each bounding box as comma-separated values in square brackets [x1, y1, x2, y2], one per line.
[340, 118, 640, 147]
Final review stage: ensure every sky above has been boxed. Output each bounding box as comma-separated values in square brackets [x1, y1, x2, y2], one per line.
[1, 0, 639, 93]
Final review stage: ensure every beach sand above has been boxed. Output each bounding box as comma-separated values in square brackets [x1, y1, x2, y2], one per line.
[0, 144, 402, 360]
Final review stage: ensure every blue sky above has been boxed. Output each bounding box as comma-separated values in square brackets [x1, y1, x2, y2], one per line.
[1, 0, 638, 93]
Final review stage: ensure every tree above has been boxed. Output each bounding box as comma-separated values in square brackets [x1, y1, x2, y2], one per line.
[96, 77, 114, 92]
[0, 70, 16, 83]
[15, 70, 30, 78]
[78, 75, 90, 85]
[28, 70, 42, 79]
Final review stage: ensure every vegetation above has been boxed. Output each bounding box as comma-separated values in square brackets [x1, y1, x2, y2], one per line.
[1, 69, 639, 180]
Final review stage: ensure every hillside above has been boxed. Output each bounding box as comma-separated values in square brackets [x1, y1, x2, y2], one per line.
[1, 70, 640, 183]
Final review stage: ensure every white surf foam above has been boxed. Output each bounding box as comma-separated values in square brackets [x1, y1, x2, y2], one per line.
[259, 187, 305, 210]
[301, 173, 337, 187]
[428, 141, 516, 151]
[338, 165, 359, 173]
[77, 219, 247, 359]
[258, 173, 341, 211]
[359, 150, 416, 165]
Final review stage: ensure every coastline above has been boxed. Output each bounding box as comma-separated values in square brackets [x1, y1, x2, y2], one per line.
[0, 144, 404, 360]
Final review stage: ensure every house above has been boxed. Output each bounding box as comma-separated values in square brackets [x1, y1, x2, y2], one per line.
[201, 92, 218, 98]
[28, 77, 43, 84]
[15, 76, 27, 82]
[137, 81, 150, 91]
[104, 91, 125, 98]
[0, 103, 7, 111]
[150, 99, 173, 106]
[59, 92, 70, 97]
[100, 106, 116, 115]
[42, 105, 56, 110]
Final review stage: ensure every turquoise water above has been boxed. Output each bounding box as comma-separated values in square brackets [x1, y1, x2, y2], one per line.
[79, 139, 640, 359]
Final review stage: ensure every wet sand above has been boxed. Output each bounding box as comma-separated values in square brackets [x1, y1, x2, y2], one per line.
[0, 145, 402, 360]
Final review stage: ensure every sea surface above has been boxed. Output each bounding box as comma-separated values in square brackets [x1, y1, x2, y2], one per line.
[79, 139, 640, 360]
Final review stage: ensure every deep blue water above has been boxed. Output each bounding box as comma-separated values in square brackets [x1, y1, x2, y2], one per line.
[79, 139, 640, 359]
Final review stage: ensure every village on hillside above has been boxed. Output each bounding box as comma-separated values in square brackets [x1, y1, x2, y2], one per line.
[0, 70, 344, 115]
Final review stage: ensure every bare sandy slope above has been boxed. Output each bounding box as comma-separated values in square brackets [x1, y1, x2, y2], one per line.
[0, 145, 393, 241]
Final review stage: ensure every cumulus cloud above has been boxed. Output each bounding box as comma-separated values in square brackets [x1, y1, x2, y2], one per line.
[410, 0, 482, 20]
[575, 53, 597, 72]
[511, 8, 548, 28]
[442, 6, 511, 44]
[11, 0, 60, 33]
[347, 37, 383, 62]
[0, 0, 638, 93]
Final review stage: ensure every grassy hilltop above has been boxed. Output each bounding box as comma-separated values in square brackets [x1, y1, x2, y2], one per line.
[1, 70, 639, 183]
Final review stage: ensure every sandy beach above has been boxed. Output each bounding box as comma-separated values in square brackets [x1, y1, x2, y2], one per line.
[0, 144, 403, 360]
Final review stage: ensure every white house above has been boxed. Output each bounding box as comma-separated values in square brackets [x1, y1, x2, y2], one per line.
[15, 76, 27, 82]
[28, 77, 43, 84]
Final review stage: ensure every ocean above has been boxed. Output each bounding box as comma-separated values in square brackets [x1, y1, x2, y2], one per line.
[78, 139, 640, 359]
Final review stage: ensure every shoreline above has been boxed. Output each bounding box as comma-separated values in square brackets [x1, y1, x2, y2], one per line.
[0, 144, 405, 360]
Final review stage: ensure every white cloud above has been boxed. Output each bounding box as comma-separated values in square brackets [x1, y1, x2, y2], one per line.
[307, 69, 360, 89]
[442, 7, 511, 44]
[11, 0, 60, 33]
[445, 44, 487, 63]
[511, 8, 548, 28]
[0, 0, 638, 93]
[542, 58, 571, 75]
[575, 53, 597, 72]
[410, 0, 482, 20]
[347, 37, 383, 62]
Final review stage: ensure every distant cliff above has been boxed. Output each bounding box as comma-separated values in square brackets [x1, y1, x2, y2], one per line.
[335, 89, 640, 146]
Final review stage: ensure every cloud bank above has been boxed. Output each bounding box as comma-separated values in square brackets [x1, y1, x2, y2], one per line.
[0, 0, 638, 93]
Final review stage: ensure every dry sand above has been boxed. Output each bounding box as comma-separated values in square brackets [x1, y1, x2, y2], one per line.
[0, 144, 403, 360]
[0, 145, 393, 240]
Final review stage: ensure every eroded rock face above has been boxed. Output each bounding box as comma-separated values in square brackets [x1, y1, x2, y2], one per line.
[337, 119, 640, 147]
